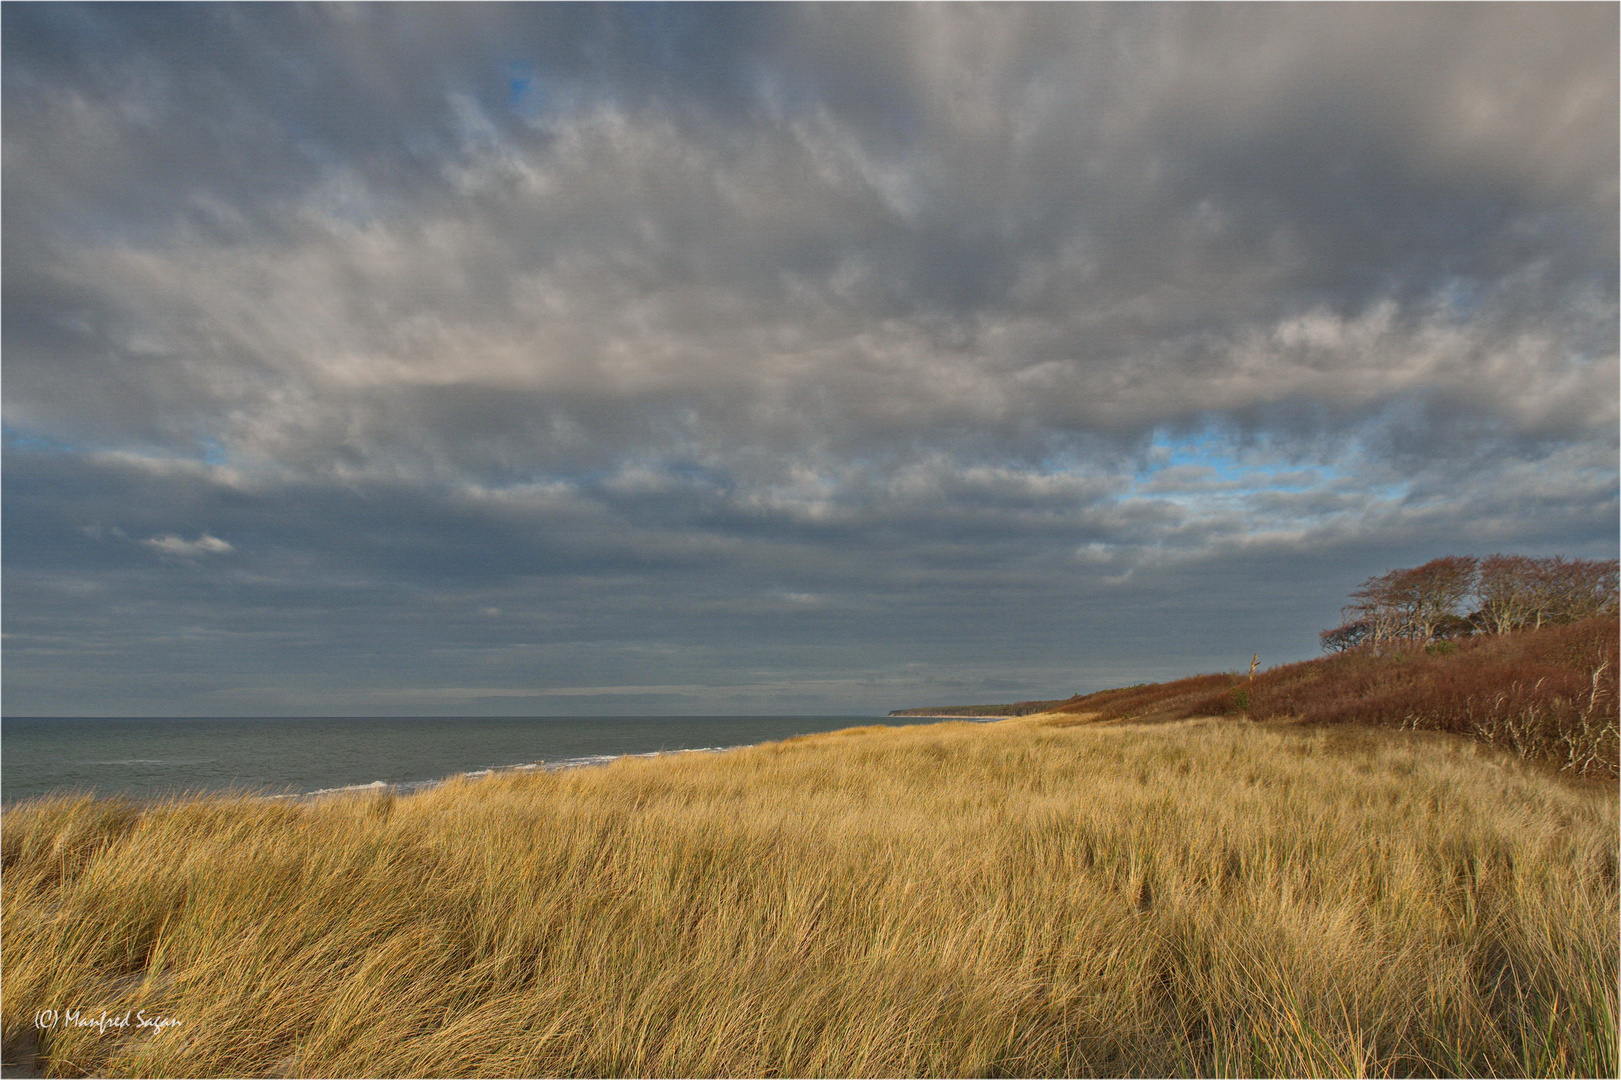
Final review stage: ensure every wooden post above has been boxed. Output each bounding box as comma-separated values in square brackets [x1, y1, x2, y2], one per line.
[1248, 653, 1259, 681]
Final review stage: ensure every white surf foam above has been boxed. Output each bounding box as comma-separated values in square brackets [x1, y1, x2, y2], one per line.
[279, 745, 742, 801]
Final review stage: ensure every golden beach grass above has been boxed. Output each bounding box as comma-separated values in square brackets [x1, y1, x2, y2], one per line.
[3, 716, 1616, 1077]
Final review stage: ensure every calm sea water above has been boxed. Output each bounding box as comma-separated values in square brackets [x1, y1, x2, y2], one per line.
[0, 715, 918, 803]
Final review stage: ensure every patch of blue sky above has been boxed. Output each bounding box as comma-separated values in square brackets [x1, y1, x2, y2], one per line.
[195, 438, 230, 466]
[501, 61, 605, 128]
[478, 459, 733, 496]
[1136, 426, 1340, 496]
[505, 62, 547, 119]
[4, 426, 263, 477]
[2, 424, 90, 456]
[663, 461, 734, 490]
[1435, 276, 1481, 317]
[508, 73, 533, 110]
[1370, 482, 1412, 502]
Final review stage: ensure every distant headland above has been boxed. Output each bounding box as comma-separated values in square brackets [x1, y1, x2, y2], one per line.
[888, 696, 1081, 718]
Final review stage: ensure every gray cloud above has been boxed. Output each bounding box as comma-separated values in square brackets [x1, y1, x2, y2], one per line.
[3, 3, 1615, 715]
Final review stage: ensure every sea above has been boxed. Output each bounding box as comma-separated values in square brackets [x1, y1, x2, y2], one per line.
[0, 714, 929, 804]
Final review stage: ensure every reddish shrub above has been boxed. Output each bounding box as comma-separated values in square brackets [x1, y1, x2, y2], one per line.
[1055, 672, 1243, 722]
[1062, 616, 1618, 777]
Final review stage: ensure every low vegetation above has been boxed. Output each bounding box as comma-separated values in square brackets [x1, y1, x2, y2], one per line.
[1051, 615, 1618, 779]
[4, 715, 1616, 1077]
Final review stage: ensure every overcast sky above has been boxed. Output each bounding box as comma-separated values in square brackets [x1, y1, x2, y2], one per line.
[4, 2, 1616, 717]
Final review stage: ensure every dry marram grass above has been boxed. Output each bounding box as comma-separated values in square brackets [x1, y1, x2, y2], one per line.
[3, 717, 1616, 1077]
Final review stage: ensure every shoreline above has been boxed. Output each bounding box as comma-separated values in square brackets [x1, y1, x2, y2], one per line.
[884, 713, 1009, 721]
[6, 715, 977, 806]
[284, 714, 1003, 801]
[271, 744, 743, 802]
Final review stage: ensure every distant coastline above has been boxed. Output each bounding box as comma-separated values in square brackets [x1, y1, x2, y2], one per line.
[888, 696, 1080, 719]
[884, 713, 1004, 721]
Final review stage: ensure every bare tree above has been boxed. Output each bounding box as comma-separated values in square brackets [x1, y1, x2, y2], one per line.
[1326, 554, 1615, 652]
[1345, 557, 1477, 644]
[1534, 557, 1620, 625]
[1344, 569, 1408, 646]
[1592, 559, 1621, 617]
[1403, 556, 1478, 641]
[1478, 555, 1620, 632]
[1477, 554, 1541, 634]
[1319, 620, 1371, 653]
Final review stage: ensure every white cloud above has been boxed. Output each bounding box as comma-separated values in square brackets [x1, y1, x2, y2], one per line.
[142, 534, 234, 557]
